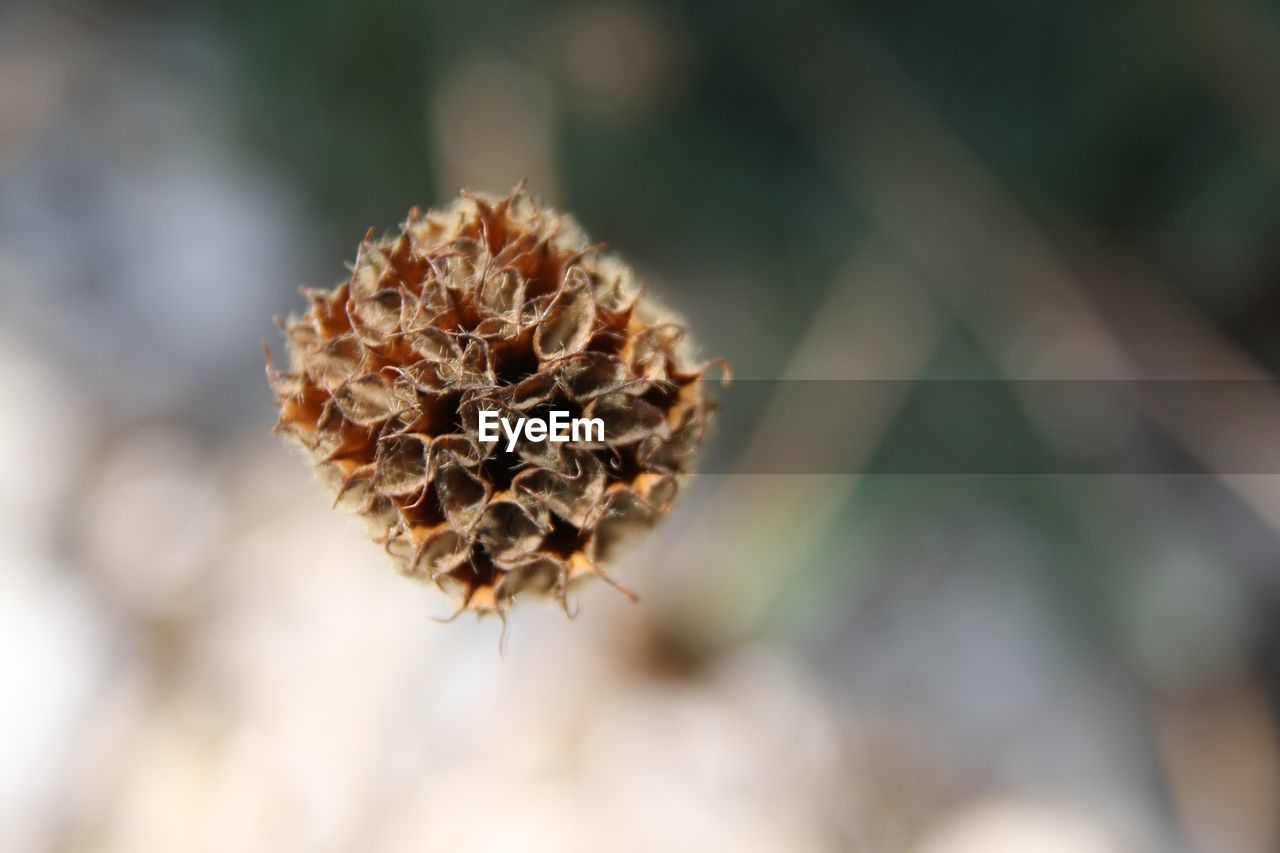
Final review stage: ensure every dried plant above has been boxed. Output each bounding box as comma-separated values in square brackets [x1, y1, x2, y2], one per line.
[267, 187, 724, 617]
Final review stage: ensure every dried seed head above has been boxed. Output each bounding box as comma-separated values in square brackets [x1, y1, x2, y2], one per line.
[267, 186, 724, 617]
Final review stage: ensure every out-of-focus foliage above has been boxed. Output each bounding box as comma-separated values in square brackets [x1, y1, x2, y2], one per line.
[3, 0, 1280, 850]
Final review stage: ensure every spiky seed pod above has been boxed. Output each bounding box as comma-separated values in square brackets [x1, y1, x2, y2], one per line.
[267, 187, 724, 617]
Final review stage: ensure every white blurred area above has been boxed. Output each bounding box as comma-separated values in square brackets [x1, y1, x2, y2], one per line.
[5, 366, 1138, 852]
[913, 800, 1120, 853]
[0, 319, 851, 850]
[4, 2, 1280, 852]
[0, 362, 852, 851]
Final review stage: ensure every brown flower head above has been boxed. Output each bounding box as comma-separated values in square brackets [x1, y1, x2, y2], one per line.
[267, 187, 724, 617]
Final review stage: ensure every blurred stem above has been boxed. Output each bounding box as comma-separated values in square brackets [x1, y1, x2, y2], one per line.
[669, 251, 944, 641]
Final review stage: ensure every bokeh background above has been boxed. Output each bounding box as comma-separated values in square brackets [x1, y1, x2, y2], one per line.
[4, 0, 1280, 850]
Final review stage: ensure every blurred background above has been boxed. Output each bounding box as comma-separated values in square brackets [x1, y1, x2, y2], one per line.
[3, 0, 1280, 850]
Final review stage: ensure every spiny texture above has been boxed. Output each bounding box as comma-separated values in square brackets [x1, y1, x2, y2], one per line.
[267, 188, 722, 616]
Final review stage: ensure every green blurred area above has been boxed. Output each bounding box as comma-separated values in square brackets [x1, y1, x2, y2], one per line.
[201, 0, 1280, 333]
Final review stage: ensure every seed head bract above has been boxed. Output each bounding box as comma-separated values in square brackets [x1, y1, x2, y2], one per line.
[267, 186, 724, 618]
